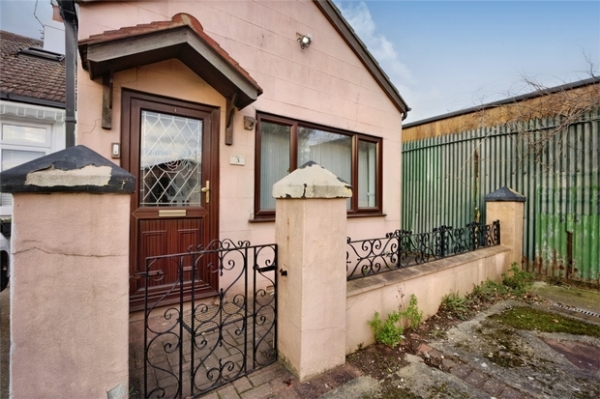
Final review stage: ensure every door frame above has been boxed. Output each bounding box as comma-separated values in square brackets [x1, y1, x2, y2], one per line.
[121, 89, 220, 311]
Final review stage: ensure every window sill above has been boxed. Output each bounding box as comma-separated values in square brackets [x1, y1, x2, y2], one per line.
[348, 212, 387, 219]
[249, 212, 387, 223]
[249, 216, 275, 223]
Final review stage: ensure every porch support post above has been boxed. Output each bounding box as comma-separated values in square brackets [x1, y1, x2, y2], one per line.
[485, 186, 526, 266]
[273, 162, 352, 381]
[0, 146, 135, 399]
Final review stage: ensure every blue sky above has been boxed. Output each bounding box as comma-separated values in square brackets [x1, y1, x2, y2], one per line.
[1, 0, 599, 122]
[334, 1, 600, 121]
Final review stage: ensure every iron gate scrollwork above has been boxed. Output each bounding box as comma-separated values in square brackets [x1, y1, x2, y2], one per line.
[140, 239, 277, 398]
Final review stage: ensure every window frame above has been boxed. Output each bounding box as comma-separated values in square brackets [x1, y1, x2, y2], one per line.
[1, 121, 51, 148]
[0, 120, 53, 215]
[254, 113, 383, 220]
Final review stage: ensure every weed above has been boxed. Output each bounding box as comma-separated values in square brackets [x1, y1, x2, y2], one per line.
[369, 294, 423, 347]
[440, 292, 469, 319]
[401, 294, 424, 328]
[466, 263, 534, 305]
[501, 263, 534, 296]
[368, 311, 404, 347]
[439, 263, 535, 323]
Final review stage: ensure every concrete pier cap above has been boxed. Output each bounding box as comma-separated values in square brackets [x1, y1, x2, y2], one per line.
[484, 186, 526, 203]
[272, 161, 352, 199]
[1, 145, 134, 399]
[0, 145, 135, 194]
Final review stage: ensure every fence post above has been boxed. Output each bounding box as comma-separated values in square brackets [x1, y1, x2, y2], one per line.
[485, 187, 526, 266]
[0, 146, 135, 399]
[273, 162, 352, 381]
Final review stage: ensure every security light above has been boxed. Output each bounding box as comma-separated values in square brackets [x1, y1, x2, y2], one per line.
[296, 33, 312, 49]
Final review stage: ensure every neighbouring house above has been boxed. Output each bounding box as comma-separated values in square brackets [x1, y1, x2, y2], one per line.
[58, 0, 410, 311]
[401, 77, 599, 282]
[0, 24, 67, 290]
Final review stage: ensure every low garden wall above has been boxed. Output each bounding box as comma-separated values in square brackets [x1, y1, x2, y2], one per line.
[345, 245, 511, 354]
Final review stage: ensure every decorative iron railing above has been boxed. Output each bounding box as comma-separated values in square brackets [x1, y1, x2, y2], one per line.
[346, 221, 500, 280]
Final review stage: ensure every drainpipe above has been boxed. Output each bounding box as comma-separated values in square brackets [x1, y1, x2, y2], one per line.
[57, 0, 78, 148]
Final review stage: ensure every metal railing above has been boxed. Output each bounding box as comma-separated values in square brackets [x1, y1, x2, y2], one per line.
[139, 239, 277, 399]
[346, 221, 500, 280]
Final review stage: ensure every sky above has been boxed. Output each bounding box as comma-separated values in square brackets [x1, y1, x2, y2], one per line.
[1, 0, 599, 122]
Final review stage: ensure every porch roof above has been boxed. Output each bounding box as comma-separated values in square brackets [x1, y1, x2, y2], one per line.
[78, 13, 263, 110]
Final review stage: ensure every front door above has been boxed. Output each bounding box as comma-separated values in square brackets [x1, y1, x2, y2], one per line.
[121, 90, 220, 311]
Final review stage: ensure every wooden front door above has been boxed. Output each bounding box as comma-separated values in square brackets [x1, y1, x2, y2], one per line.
[121, 90, 219, 311]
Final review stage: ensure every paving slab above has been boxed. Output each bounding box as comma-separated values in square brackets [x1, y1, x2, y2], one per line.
[315, 376, 380, 399]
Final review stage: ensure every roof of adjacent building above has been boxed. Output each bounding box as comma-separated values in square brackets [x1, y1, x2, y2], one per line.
[404, 77, 600, 128]
[0, 30, 66, 107]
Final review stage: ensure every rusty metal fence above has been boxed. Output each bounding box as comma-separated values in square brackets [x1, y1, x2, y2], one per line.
[402, 111, 599, 282]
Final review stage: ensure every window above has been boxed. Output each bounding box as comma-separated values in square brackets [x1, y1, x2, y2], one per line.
[0, 122, 52, 213]
[255, 114, 382, 219]
[139, 110, 203, 207]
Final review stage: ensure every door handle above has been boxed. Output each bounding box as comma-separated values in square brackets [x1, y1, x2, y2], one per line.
[201, 180, 210, 203]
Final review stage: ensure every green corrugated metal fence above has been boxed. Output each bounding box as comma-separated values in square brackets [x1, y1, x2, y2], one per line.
[402, 110, 599, 282]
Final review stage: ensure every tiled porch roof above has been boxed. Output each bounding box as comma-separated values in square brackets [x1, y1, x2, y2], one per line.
[78, 13, 262, 109]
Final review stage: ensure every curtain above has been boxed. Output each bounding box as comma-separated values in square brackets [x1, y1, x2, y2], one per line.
[260, 122, 291, 210]
[358, 141, 377, 208]
[298, 127, 351, 208]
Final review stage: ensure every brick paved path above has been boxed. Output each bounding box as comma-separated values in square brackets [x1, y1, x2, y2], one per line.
[418, 343, 534, 399]
[129, 305, 277, 399]
[198, 363, 361, 399]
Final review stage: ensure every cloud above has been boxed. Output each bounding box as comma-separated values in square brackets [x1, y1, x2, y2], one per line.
[0, 0, 51, 40]
[333, 1, 444, 122]
[334, 1, 412, 83]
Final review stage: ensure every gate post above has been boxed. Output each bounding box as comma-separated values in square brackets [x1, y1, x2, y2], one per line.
[273, 162, 352, 381]
[485, 186, 526, 266]
[0, 146, 135, 399]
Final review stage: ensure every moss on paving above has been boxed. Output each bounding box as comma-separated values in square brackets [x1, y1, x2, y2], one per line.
[490, 306, 600, 338]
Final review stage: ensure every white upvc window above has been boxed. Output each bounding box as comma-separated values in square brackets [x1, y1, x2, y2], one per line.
[0, 121, 53, 215]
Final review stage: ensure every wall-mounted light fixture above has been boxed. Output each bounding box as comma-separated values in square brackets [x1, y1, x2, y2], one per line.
[243, 116, 257, 131]
[296, 33, 312, 49]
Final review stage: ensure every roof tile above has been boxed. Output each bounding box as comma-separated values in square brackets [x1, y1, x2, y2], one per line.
[79, 13, 261, 94]
[0, 30, 66, 105]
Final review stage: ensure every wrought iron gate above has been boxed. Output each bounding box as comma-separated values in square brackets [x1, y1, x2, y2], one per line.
[140, 239, 277, 398]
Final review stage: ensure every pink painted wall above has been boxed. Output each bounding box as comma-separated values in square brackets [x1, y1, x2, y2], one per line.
[75, 1, 404, 274]
[345, 246, 511, 354]
[10, 193, 129, 398]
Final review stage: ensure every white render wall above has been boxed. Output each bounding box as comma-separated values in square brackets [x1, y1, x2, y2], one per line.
[76, 0, 404, 246]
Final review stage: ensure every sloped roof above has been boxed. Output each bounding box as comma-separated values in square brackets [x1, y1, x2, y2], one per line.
[0, 30, 66, 107]
[404, 77, 600, 128]
[78, 13, 263, 110]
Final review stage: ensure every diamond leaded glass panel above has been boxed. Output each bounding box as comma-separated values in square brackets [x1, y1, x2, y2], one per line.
[140, 111, 203, 206]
